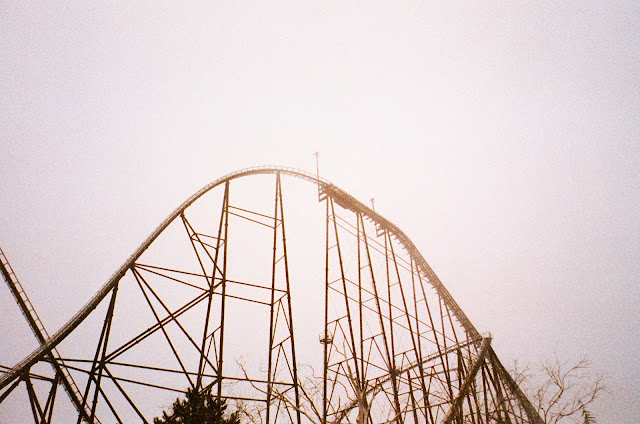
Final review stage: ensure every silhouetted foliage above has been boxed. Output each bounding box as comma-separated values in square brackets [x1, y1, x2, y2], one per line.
[154, 387, 240, 424]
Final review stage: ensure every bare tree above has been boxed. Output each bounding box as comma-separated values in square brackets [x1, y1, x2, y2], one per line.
[511, 354, 607, 424]
[234, 351, 606, 424]
[235, 358, 385, 424]
[235, 361, 325, 424]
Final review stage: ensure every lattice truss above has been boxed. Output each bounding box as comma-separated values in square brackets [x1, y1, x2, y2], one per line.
[0, 168, 542, 424]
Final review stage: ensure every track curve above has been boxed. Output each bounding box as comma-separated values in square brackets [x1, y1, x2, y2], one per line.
[1, 166, 543, 424]
[0, 166, 478, 391]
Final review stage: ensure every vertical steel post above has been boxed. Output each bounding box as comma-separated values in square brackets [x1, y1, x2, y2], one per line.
[383, 232, 402, 424]
[322, 198, 330, 424]
[357, 216, 365, 387]
[77, 284, 119, 424]
[216, 182, 231, 401]
[276, 173, 302, 424]
[329, 200, 361, 388]
[190, 181, 229, 391]
[266, 173, 281, 424]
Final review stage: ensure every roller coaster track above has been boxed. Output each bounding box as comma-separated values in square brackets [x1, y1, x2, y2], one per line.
[0, 247, 98, 423]
[0, 166, 543, 423]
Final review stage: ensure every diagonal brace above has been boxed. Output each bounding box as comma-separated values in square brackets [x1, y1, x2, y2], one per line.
[442, 336, 492, 424]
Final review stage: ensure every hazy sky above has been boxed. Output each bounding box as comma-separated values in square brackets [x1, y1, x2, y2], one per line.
[1, 2, 638, 422]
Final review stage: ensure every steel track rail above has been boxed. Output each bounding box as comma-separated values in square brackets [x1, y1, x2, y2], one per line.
[0, 166, 479, 392]
[0, 247, 98, 423]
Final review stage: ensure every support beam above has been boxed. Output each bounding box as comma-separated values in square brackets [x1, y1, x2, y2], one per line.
[442, 337, 492, 424]
[0, 247, 96, 423]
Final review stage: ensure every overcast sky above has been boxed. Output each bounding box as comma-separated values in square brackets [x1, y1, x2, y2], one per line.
[1, 2, 639, 422]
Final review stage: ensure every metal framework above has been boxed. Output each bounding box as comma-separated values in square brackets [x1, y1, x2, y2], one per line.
[0, 166, 543, 423]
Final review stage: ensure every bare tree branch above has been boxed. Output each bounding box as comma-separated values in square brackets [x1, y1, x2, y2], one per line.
[511, 353, 607, 424]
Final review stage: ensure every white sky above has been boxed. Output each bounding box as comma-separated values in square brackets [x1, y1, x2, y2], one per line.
[1, 2, 638, 422]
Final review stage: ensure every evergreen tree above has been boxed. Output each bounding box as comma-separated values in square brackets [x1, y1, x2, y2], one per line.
[154, 387, 240, 424]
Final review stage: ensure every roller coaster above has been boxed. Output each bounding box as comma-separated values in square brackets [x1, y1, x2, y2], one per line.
[0, 167, 542, 423]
